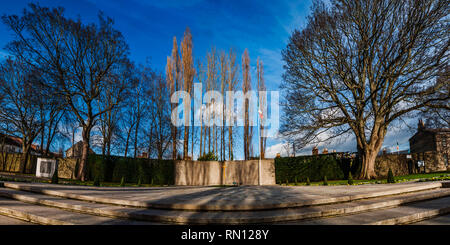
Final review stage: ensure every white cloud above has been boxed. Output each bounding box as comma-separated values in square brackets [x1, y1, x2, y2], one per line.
[256, 48, 284, 90]
[288, 118, 417, 156]
[265, 142, 288, 158]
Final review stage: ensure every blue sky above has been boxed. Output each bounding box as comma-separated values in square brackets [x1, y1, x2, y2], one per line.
[0, 0, 311, 90]
[0, 0, 415, 158]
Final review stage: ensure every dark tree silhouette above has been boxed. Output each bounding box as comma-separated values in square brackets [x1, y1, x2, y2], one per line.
[0, 59, 44, 172]
[281, 0, 449, 179]
[2, 4, 131, 180]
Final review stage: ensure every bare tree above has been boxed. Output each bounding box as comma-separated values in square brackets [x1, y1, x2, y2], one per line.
[206, 48, 218, 155]
[59, 113, 80, 157]
[97, 81, 122, 157]
[0, 59, 43, 173]
[219, 51, 227, 161]
[39, 96, 66, 157]
[227, 49, 239, 160]
[148, 73, 173, 159]
[281, 0, 449, 179]
[196, 60, 206, 158]
[420, 67, 450, 128]
[181, 28, 195, 160]
[35, 68, 66, 157]
[2, 4, 131, 180]
[422, 108, 450, 129]
[257, 58, 267, 159]
[166, 37, 182, 160]
[242, 49, 252, 160]
[95, 63, 136, 158]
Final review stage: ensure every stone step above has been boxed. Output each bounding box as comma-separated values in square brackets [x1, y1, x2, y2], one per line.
[0, 197, 159, 225]
[284, 196, 450, 225]
[410, 213, 450, 225]
[2, 181, 445, 211]
[0, 213, 35, 225]
[1, 186, 449, 224]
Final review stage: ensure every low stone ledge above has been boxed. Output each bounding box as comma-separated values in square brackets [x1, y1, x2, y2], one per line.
[0, 205, 72, 225]
[441, 181, 450, 188]
[369, 206, 450, 225]
[1, 187, 450, 224]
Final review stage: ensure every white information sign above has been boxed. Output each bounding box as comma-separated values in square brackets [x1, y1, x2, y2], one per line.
[36, 158, 58, 178]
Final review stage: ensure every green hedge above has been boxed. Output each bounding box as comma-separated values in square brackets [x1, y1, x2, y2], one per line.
[86, 155, 174, 185]
[274, 154, 360, 183]
[85, 154, 359, 185]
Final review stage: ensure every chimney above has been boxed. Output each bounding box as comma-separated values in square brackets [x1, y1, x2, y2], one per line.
[312, 146, 319, 155]
[418, 119, 425, 131]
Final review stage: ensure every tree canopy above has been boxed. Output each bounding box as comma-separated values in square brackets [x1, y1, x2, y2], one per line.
[281, 0, 449, 179]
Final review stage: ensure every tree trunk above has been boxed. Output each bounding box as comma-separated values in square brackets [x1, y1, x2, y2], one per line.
[228, 125, 233, 160]
[172, 126, 177, 160]
[157, 116, 163, 159]
[45, 119, 59, 157]
[134, 110, 141, 158]
[40, 127, 44, 155]
[77, 125, 92, 181]
[107, 139, 111, 157]
[199, 120, 203, 158]
[147, 126, 153, 159]
[19, 144, 30, 174]
[358, 148, 378, 179]
[124, 127, 132, 158]
[184, 125, 189, 159]
[72, 127, 76, 156]
[357, 121, 387, 179]
[40, 109, 45, 155]
[191, 102, 194, 159]
[208, 125, 211, 153]
[101, 142, 106, 157]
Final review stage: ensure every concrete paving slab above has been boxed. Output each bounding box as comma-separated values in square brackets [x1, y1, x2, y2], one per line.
[0, 214, 34, 225]
[286, 196, 450, 225]
[410, 214, 450, 225]
[0, 197, 159, 225]
[1, 186, 450, 224]
[2, 181, 445, 211]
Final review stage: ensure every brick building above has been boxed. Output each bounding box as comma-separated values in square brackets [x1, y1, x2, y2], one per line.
[409, 120, 450, 173]
[0, 133, 41, 155]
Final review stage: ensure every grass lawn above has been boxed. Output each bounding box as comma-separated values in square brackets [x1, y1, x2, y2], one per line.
[0, 173, 168, 187]
[58, 179, 169, 187]
[282, 171, 450, 186]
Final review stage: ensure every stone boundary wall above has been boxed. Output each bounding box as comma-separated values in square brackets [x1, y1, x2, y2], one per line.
[175, 160, 276, 186]
[57, 158, 78, 179]
[374, 152, 449, 177]
[0, 153, 37, 173]
[374, 154, 412, 178]
[0, 154, 78, 179]
[411, 151, 449, 173]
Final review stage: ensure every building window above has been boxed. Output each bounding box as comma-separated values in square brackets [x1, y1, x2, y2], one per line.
[443, 137, 447, 148]
[445, 154, 448, 167]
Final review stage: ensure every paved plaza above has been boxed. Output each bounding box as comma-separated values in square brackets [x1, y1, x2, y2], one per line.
[1, 181, 445, 210]
[0, 181, 449, 225]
